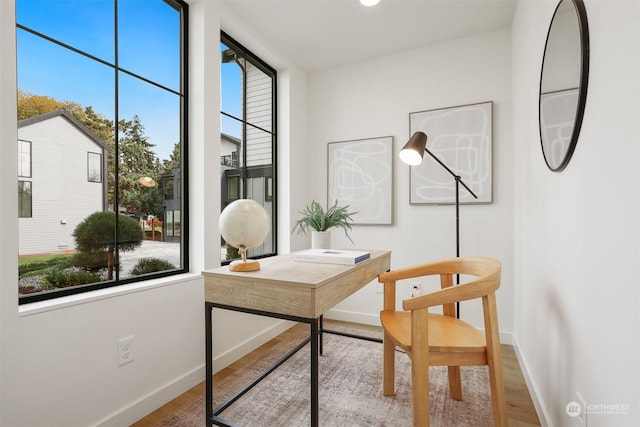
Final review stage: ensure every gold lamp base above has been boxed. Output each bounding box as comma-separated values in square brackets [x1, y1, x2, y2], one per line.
[229, 259, 261, 272]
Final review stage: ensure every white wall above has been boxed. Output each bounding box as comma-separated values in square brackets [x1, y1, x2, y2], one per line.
[512, 1, 639, 426]
[308, 29, 515, 337]
[0, 1, 308, 425]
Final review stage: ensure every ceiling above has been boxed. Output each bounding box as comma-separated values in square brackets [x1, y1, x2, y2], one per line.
[223, 0, 517, 72]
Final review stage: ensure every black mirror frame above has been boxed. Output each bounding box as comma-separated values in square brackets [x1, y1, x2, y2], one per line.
[538, 0, 590, 172]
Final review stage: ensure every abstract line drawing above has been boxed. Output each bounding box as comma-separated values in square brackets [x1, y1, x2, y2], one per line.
[328, 136, 393, 225]
[409, 101, 492, 204]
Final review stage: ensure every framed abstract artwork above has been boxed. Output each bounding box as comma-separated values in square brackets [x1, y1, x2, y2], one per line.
[409, 101, 493, 204]
[327, 136, 393, 225]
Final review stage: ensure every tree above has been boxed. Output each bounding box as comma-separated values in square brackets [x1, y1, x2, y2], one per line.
[17, 90, 114, 141]
[116, 115, 164, 217]
[162, 142, 181, 172]
[72, 211, 143, 280]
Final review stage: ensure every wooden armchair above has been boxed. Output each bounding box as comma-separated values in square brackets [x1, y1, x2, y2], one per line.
[378, 256, 507, 427]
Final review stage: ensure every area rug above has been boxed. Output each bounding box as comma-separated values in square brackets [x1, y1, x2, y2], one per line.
[153, 326, 494, 426]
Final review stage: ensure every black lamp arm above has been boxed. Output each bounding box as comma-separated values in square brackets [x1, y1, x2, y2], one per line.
[424, 148, 479, 200]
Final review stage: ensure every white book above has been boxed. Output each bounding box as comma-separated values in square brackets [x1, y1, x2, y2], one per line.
[292, 249, 371, 265]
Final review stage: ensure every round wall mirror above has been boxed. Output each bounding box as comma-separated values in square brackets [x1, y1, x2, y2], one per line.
[539, 0, 589, 172]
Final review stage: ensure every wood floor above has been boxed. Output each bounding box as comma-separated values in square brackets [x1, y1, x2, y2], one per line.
[133, 320, 540, 426]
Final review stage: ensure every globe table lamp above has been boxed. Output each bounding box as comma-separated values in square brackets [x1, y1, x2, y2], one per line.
[219, 199, 270, 272]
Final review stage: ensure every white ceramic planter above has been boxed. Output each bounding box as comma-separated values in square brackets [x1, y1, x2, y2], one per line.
[311, 231, 331, 249]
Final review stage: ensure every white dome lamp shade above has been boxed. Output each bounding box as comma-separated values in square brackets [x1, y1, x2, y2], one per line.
[219, 199, 270, 272]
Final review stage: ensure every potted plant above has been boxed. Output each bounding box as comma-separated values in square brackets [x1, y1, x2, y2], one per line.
[292, 200, 357, 248]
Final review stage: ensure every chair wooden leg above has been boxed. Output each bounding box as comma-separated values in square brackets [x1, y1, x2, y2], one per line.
[383, 331, 396, 396]
[488, 362, 508, 427]
[411, 359, 429, 427]
[412, 309, 430, 427]
[483, 294, 508, 427]
[447, 366, 462, 400]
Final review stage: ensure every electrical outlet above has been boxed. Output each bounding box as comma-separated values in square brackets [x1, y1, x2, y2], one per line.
[411, 282, 422, 297]
[117, 335, 135, 366]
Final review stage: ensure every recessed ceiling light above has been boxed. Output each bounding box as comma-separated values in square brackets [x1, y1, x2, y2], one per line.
[360, 0, 380, 6]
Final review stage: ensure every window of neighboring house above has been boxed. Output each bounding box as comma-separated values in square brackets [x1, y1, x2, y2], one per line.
[227, 175, 240, 201]
[16, 0, 189, 304]
[18, 140, 32, 219]
[18, 139, 31, 178]
[18, 181, 32, 218]
[220, 32, 277, 264]
[87, 152, 102, 183]
[165, 177, 174, 200]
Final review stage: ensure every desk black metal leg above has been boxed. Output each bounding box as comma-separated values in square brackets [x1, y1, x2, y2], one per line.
[205, 303, 214, 427]
[310, 318, 319, 427]
[319, 315, 324, 355]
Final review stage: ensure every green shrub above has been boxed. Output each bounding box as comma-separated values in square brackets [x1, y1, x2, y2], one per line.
[73, 211, 143, 280]
[42, 269, 102, 289]
[71, 251, 111, 272]
[19, 253, 76, 276]
[19, 258, 66, 276]
[130, 258, 176, 275]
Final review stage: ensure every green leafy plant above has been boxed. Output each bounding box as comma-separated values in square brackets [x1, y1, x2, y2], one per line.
[291, 200, 357, 243]
[130, 258, 176, 275]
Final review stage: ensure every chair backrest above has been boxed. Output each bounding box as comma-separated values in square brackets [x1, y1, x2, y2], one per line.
[379, 257, 501, 313]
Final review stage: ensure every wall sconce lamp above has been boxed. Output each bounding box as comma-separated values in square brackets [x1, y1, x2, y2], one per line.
[399, 131, 479, 317]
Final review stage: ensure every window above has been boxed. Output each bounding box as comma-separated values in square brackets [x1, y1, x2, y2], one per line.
[87, 152, 102, 183]
[220, 32, 277, 263]
[18, 139, 31, 178]
[18, 140, 32, 218]
[18, 181, 32, 218]
[165, 177, 174, 200]
[16, 0, 189, 303]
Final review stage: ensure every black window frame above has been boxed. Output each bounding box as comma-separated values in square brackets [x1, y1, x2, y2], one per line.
[220, 31, 277, 264]
[17, 0, 189, 304]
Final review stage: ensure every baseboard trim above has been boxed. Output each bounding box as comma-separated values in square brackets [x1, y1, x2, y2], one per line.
[95, 364, 204, 427]
[512, 334, 550, 427]
[96, 319, 294, 426]
[324, 308, 380, 326]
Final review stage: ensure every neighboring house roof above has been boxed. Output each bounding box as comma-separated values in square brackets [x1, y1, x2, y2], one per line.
[18, 108, 111, 152]
[221, 132, 241, 146]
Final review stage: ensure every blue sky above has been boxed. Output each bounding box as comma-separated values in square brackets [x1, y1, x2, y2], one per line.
[16, 0, 182, 161]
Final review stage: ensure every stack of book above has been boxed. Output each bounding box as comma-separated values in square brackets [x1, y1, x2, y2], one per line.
[292, 249, 371, 265]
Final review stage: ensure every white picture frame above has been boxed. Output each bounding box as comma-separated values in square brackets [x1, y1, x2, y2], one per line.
[409, 101, 493, 204]
[328, 136, 393, 225]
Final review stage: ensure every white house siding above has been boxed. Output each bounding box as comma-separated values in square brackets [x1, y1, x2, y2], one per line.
[18, 114, 105, 255]
[245, 62, 272, 167]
